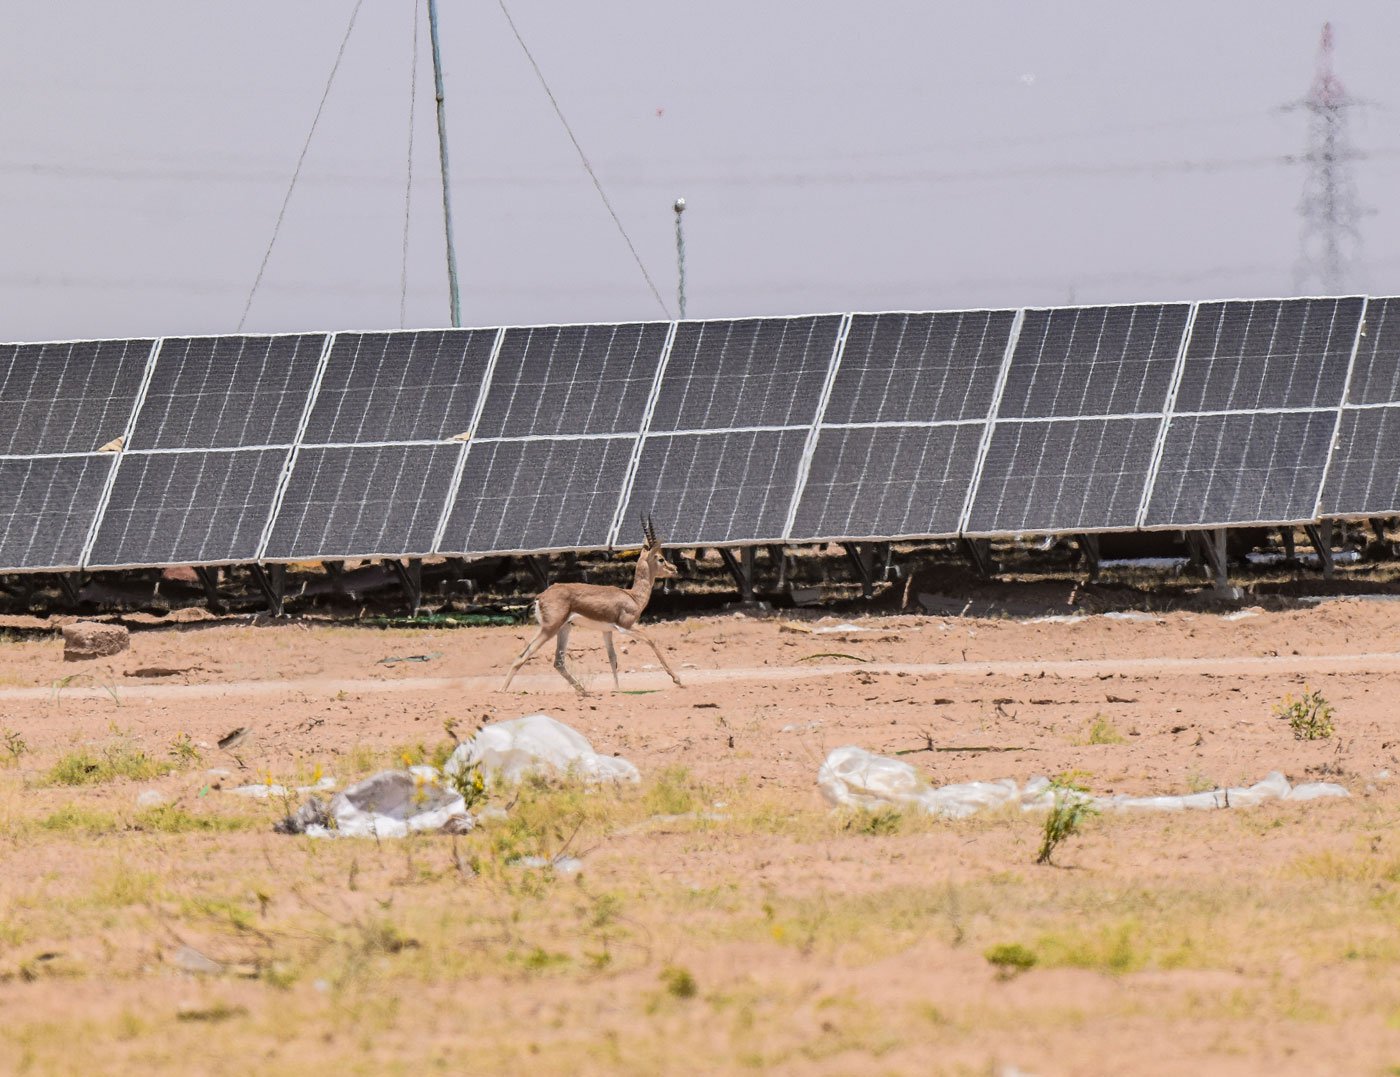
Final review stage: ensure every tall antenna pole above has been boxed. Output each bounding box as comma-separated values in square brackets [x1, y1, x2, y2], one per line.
[673, 197, 687, 320]
[1289, 22, 1365, 295]
[427, 0, 462, 327]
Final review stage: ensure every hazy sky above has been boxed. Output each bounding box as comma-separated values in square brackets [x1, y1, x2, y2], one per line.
[2, 2, 1398, 342]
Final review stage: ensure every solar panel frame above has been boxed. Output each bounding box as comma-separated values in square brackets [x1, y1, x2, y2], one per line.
[1342, 296, 1400, 406]
[0, 454, 115, 571]
[1171, 296, 1364, 413]
[0, 337, 157, 456]
[128, 333, 327, 451]
[85, 448, 291, 569]
[260, 442, 461, 562]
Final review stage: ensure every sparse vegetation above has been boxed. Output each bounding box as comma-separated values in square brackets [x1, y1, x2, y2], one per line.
[1036, 788, 1098, 865]
[45, 741, 176, 786]
[661, 964, 698, 998]
[1079, 714, 1125, 745]
[984, 942, 1037, 978]
[2, 728, 27, 766]
[1274, 686, 1335, 741]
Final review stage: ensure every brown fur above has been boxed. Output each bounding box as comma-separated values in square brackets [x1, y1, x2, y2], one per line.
[501, 537, 682, 696]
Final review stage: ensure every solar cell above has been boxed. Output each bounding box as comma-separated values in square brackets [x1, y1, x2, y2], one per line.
[130, 334, 325, 450]
[262, 443, 458, 560]
[438, 437, 633, 554]
[1172, 297, 1363, 412]
[647, 316, 842, 432]
[0, 338, 153, 454]
[998, 304, 1190, 418]
[821, 310, 1014, 425]
[474, 322, 669, 438]
[621, 429, 807, 545]
[87, 449, 287, 567]
[1318, 406, 1400, 518]
[789, 424, 983, 540]
[966, 418, 1161, 533]
[1142, 410, 1337, 527]
[0, 455, 112, 570]
[303, 329, 497, 443]
[1342, 297, 1400, 405]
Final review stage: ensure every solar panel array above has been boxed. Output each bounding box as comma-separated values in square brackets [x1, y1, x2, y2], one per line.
[1, 295, 1395, 574]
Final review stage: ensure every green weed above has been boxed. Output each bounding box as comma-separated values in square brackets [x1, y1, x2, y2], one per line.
[1274, 687, 1335, 740]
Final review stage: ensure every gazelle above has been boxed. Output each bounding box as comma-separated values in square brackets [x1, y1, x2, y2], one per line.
[501, 517, 684, 697]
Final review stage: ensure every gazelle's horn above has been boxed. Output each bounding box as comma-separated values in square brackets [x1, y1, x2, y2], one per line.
[643, 514, 658, 548]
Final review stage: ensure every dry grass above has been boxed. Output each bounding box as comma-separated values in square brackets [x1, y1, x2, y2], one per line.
[3, 754, 1400, 1075]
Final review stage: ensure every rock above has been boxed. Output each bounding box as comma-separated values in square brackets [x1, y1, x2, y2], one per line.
[170, 945, 223, 975]
[135, 789, 166, 808]
[61, 621, 129, 661]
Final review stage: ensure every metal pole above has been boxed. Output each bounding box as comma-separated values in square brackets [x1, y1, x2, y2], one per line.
[428, 0, 461, 328]
[673, 197, 687, 320]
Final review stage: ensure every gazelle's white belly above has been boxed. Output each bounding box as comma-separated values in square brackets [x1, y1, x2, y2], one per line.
[566, 613, 622, 634]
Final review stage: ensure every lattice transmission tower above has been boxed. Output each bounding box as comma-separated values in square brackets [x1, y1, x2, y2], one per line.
[1288, 22, 1367, 295]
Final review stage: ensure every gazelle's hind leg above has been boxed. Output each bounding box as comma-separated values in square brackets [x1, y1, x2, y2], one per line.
[501, 624, 558, 691]
[552, 623, 588, 697]
[603, 632, 620, 690]
[621, 625, 684, 687]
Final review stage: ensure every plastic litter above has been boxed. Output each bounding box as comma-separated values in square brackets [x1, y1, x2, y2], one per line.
[513, 855, 583, 875]
[818, 746, 1350, 818]
[444, 714, 639, 785]
[307, 770, 470, 839]
[229, 775, 336, 799]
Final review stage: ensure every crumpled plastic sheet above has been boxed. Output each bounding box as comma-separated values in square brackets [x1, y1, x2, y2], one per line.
[444, 714, 640, 785]
[306, 768, 469, 839]
[817, 746, 1349, 818]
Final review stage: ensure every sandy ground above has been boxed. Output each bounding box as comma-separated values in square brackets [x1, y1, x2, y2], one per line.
[2, 598, 1399, 1074]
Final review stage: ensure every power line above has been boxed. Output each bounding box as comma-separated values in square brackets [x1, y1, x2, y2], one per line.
[238, 0, 365, 331]
[495, 0, 671, 318]
[400, 0, 421, 328]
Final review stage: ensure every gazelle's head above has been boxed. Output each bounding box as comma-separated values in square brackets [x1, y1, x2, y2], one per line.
[642, 515, 679, 579]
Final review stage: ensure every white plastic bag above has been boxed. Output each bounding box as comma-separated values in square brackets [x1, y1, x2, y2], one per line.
[445, 714, 639, 785]
[316, 770, 467, 839]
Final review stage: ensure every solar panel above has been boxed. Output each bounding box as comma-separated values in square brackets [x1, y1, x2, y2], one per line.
[303, 329, 497, 443]
[1172, 297, 1363, 412]
[821, 310, 1014, 425]
[1318, 406, 1400, 518]
[0, 338, 153, 454]
[86, 449, 288, 567]
[998, 304, 1190, 418]
[647, 316, 842, 432]
[130, 334, 325, 450]
[474, 322, 669, 438]
[438, 437, 633, 554]
[1142, 410, 1337, 527]
[789, 424, 983, 540]
[621, 429, 807, 545]
[0, 455, 112, 570]
[966, 417, 1162, 533]
[1342, 297, 1400, 405]
[262, 443, 458, 560]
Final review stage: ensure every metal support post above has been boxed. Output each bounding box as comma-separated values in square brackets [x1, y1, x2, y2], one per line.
[524, 555, 550, 591]
[717, 546, 756, 603]
[427, 0, 461, 327]
[1281, 527, 1297, 563]
[841, 542, 876, 600]
[387, 558, 423, 613]
[1076, 534, 1101, 581]
[958, 537, 995, 579]
[193, 566, 224, 612]
[250, 564, 287, 617]
[56, 573, 82, 607]
[1302, 522, 1335, 578]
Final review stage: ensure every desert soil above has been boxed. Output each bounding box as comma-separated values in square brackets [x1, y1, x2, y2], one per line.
[1, 598, 1399, 1075]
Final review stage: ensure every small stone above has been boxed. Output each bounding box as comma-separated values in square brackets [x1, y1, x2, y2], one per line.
[135, 789, 166, 809]
[171, 945, 222, 975]
[61, 622, 129, 661]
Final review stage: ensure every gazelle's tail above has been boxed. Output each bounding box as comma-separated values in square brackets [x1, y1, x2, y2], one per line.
[532, 599, 542, 625]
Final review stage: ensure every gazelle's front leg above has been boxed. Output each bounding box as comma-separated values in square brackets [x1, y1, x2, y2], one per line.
[552, 623, 588, 697]
[502, 625, 557, 691]
[603, 632, 620, 690]
[621, 625, 683, 687]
